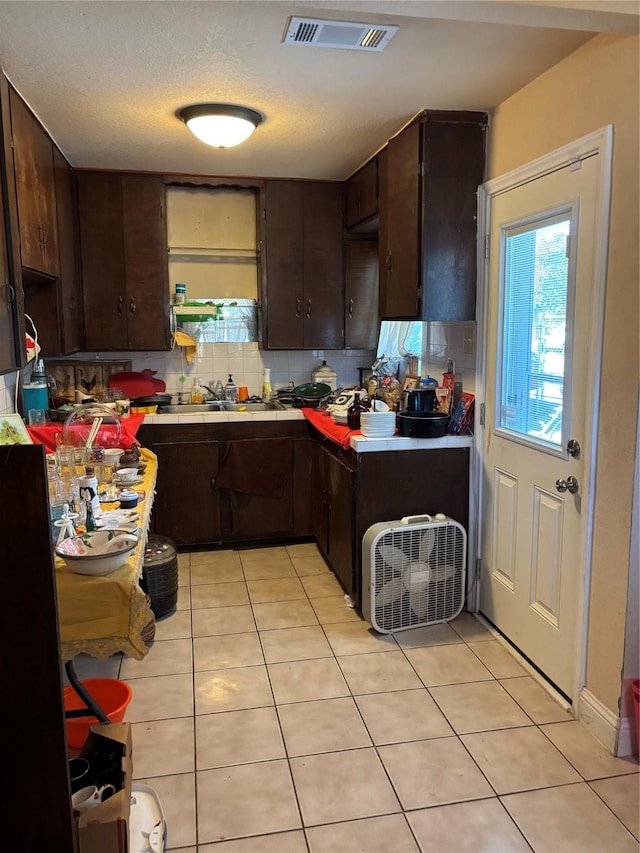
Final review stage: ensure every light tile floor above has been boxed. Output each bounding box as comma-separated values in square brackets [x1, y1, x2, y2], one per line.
[72, 543, 640, 852]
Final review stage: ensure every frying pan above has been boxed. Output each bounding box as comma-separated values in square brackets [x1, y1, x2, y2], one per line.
[130, 393, 173, 407]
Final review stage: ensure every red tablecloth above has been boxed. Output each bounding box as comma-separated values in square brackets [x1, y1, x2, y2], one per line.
[302, 407, 360, 450]
[27, 414, 145, 453]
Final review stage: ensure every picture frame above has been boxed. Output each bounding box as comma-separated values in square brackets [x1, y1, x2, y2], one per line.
[401, 374, 419, 392]
[0, 414, 33, 445]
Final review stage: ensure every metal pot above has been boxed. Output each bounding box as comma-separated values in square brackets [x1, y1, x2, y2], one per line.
[397, 411, 449, 438]
[292, 382, 332, 404]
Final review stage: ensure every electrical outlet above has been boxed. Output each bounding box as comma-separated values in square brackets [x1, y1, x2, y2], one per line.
[463, 326, 475, 355]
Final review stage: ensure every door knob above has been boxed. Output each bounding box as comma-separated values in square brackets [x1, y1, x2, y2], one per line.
[555, 476, 579, 494]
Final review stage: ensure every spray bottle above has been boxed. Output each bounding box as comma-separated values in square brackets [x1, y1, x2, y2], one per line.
[262, 368, 272, 402]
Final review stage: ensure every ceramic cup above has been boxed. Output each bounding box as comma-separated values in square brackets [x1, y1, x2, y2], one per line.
[72, 783, 116, 816]
[114, 467, 137, 484]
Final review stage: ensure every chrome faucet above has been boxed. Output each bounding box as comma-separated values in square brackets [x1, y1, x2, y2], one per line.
[200, 384, 218, 401]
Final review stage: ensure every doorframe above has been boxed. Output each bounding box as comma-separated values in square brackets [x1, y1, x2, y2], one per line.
[473, 126, 613, 708]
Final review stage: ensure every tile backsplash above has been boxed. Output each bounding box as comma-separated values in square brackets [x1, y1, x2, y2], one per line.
[2, 321, 477, 415]
[51, 345, 377, 401]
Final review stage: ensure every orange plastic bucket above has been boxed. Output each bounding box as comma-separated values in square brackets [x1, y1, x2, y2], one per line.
[64, 678, 132, 749]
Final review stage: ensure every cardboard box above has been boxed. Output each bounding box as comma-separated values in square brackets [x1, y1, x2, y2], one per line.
[78, 723, 132, 853]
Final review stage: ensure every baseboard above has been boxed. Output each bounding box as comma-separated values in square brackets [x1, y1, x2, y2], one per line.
[617, 712, 638, 758]
[579, 688, 619, 754]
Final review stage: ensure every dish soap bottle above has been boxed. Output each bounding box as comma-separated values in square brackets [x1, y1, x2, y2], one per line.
[262, 368, 272, 402]
[191, 377, 203, 404]
[224, 374, 238, 402]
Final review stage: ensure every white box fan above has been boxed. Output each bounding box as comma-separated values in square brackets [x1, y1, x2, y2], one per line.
[363, 514, 466, 634]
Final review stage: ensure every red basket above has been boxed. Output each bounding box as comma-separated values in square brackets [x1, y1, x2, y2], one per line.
[64, 678, 132, 749]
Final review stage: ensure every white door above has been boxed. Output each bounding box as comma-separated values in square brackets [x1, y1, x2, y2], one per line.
[479, 144, 607, 700]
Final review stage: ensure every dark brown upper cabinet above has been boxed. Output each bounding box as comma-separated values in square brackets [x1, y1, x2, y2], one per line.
[53, 148, 83, 354]
[379, 111, 487, 322]
[0, 75, 24, 373]
[9, 87, 59, 277]
[345, 156, 379, 234]
[262, 180, 344, 350]
[78, 171, 170, 352]
[344, 241, 378, 350]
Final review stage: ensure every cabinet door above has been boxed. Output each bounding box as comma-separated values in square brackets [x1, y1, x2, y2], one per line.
[346, 158, 378, 230]
[380, 122, 421, 319]
[264, 181, 304, 348]
[311, 440, 328, 554]
[151, 440, 222, 545]
[345, 241, 378, 350]
[53, 148, 83, 353]
[9, 89, 59, 276]
[78, 172, 128, 350]
[422, 120, 485, 321]
[0, 98, 22, 371]
[122, 175, 170, 350]
[292, 437, 313, 536]
[326, 452, 355, 595]
[303, 182, 344, 348]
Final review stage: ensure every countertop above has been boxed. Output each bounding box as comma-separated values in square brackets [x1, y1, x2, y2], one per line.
[143, 407, 473, 452]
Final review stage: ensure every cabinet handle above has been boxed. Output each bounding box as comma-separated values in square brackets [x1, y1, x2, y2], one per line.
[295, 297, 301, 318]
[117, 296, 124, 315]
[307, 298, 312, 318]
[211, 476, 217, 489]
[129, 296, 137, 314]
[386, 252, 392, 272]
[1, 282, 15, 306]
[348, 298, 354, 318]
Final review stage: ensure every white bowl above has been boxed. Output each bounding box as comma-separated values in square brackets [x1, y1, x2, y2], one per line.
[55, 529, 139, 576]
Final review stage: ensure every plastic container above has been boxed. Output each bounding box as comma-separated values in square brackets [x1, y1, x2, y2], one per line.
[312, 359, 337, 391]
[173, 282, 186, 304]
[63, 678, 132, 749]
[23, 382, 49, 420]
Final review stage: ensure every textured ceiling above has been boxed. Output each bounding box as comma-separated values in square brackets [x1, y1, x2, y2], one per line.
[0, 1, 637, 180]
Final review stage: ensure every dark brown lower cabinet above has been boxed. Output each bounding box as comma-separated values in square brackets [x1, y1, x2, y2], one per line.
[150, 439, 222, 545]
[138, 423, 312, 547]
[310, 434, 470, 608]
[229, 438, 312, 540]
[312, 440, 355, 596]
[141, 421, 469, 611]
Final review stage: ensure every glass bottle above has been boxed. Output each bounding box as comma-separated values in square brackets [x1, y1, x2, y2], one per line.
[347, 392, 365, 430]
[214, 379, 224, 400]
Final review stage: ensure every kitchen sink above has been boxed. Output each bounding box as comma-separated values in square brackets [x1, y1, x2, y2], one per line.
[157, 401, 286, 414]
[157, 403, 225, 414]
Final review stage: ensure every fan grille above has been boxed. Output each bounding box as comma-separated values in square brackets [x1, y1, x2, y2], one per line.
[367, 520, 466, 633]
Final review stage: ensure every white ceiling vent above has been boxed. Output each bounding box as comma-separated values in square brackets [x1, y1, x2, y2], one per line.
[283, 17, 398, 52]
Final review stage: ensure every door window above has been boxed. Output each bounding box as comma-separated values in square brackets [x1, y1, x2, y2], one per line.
[497, 211, 574, 448]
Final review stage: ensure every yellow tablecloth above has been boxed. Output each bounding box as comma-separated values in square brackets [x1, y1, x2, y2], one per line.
[56, 448, 157, 663]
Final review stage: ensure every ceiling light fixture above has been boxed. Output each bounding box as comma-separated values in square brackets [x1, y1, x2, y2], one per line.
[178, 104, 263, 149]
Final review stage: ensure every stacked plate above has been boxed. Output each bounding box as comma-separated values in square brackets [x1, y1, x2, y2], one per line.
[360, 411, 397, 438]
